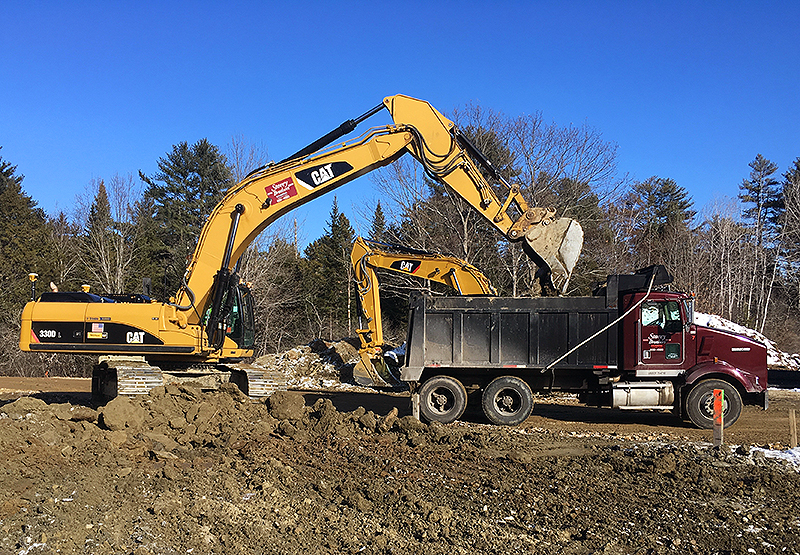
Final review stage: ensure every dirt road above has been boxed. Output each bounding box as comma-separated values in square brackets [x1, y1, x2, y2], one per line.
[1, 378, 799, 554]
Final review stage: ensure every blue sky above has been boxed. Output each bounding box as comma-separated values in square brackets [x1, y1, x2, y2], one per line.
[2, 1, 799, 245]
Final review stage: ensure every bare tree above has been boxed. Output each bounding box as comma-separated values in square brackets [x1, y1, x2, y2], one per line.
[693, 198, 749, 320]
[236, 220, 314, 354]
[507, 111, 623, 215]
[75, 175, 142, 293]
[47, 211, 82, 289]
[227, 134, 269, 183]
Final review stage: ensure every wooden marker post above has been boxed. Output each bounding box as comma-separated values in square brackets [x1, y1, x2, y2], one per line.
[790, 409, 797, 449]
[713, 388, 724, 446]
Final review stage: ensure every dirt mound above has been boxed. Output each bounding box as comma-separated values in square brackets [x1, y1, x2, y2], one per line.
[1, 385, 799, 554]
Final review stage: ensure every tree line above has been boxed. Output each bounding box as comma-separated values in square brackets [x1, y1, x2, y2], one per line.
[1, 103, 798, 376]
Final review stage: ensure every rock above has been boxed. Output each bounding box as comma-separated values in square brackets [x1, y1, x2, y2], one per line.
[99, 396, 146, 431]
[52, 403, 97, 422]
[655, 452, 677, 474]
[144, 432, 179, 452]
[268, 391, 305, 421]
[508, 450, 535, 465]
[397, 415, 426, 433]
[359, 411, 377, 432]
[330, 340, 359, 362]
[308, 339, 329, 353]
[378, 407, 398, 433]
[2, 396, 48, 418]
[107, 430, 128, 445]
[219, 382, 248, 401]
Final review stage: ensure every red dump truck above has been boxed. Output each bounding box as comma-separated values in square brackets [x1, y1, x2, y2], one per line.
[400, 266, 768, 429]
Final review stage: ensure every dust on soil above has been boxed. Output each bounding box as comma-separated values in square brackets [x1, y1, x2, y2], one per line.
[1, 365, 800, 553]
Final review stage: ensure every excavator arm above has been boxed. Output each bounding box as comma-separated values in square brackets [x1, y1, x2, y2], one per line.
[186, 94, 583, 351]
[351, 236, 496, 386]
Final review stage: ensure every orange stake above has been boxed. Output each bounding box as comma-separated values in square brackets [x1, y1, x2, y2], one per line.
[713, 388, 724, 446]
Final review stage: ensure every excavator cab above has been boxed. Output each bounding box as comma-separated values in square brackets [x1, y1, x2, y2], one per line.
[204, 280, 256, 353]
[225, 284, 256, 351]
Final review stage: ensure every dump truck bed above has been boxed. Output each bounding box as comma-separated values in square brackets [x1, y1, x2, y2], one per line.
[401, 293, 618, 385]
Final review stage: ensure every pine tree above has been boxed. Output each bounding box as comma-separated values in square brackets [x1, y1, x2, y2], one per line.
[139, 139, 233, 294]
[738, 154, 783, 328]
[739, 154, 782, 248]
[369, 201, 387, 242]
[782, 158, 800, 270]
[627, 176, 695, 268]
[86, 180, 112, 236]
[303, 198, 356, 339]
[0, 148, 55, 312]
[779, 158, 800, 314]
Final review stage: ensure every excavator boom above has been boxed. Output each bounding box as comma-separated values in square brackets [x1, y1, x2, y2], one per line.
[182, 94, 582, 325]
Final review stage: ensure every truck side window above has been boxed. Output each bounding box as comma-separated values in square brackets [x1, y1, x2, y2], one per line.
[642, 300, 683, 333]
[662, 300, 683, 334]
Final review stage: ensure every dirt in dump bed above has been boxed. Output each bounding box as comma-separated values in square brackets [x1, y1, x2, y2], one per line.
[0, 382, 799, 555]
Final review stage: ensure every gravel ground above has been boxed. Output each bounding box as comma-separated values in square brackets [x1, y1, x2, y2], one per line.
[1, 377, 799, 555]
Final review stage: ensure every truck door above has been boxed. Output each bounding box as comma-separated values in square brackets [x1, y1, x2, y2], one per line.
[636, 299, 685, 376]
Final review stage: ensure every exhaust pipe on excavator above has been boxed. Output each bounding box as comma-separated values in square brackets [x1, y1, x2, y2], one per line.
[523, 217, 584, 295]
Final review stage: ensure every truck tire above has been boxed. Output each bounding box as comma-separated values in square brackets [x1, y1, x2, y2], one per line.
[481, 376, 534, 426]
[418, 376, 468, 424]
[685, 379, 742, 429]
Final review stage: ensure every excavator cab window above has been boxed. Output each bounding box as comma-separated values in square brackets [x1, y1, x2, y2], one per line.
[226, 285, 256, 349]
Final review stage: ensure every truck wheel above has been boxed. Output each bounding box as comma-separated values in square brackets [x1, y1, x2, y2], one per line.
[481, 376, 534, 426]
[418, 376, 468, 424]
[685, 379, 742, 429]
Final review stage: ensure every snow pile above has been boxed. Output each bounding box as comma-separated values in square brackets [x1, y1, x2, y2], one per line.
[695, 312, 800, 371]
[751, 446, 800, 469]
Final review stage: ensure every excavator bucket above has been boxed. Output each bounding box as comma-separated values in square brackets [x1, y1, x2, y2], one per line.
[524, 218, 584, 294]
[352, 351, 401, 388]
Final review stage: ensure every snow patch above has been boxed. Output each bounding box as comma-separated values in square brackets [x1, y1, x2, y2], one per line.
[752, 446, 800, 468]
[695, 312, 800, 370]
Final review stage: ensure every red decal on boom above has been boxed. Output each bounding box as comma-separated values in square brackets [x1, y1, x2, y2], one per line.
[265, 177, 298, 205]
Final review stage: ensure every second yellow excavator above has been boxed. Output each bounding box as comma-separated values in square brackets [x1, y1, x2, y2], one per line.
[351, 236, 496, 386]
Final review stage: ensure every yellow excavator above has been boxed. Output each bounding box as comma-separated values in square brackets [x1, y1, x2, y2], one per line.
[351, 236, 496, 387]
[19, 94, 583, 399]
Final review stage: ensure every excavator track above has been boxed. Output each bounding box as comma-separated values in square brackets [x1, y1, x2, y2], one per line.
[91, 356, 287, 403]
[225, 363, 288, 397]
[92, 357, 163, 402]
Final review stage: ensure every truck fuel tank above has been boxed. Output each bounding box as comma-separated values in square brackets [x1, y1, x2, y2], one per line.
[612, 381, 675, 410]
